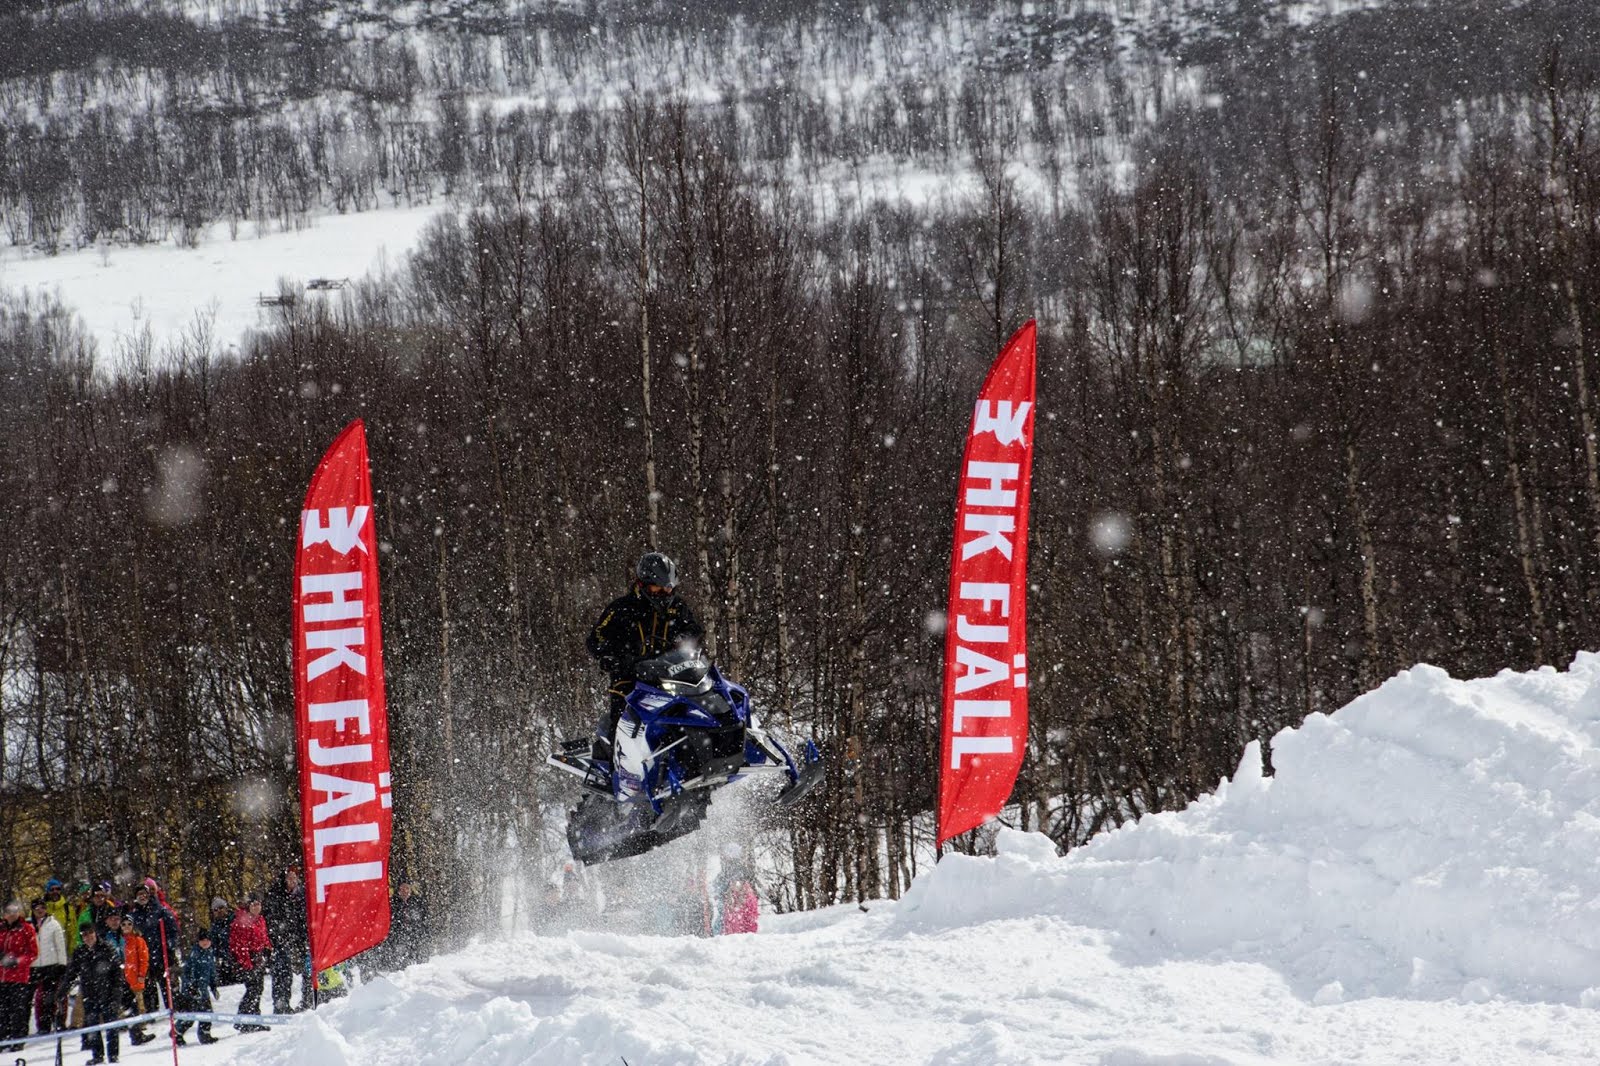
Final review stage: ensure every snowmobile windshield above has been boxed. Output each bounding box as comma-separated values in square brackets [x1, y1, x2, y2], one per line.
[660, 674, 713, 696]
[637, 648, 713, 695]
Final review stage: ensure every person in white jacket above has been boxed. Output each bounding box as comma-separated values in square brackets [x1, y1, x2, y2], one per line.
[28, 899, 67, 1034]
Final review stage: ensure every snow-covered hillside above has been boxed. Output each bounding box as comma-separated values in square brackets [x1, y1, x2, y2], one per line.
[92, 653, 1600, 1065]
[6, 0, 1583, 360]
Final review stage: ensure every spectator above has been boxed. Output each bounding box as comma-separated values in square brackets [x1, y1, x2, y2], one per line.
[535, 861, 594, 933]
[715, 868, 759, 936]
[60, 883, 94, 1037]
[664, 867, 710, 937]
[119, 912, 155, 1046]
[70, 883, 92, 952]
[59, 924, 124, 1066]
[126, 880, 179, 1009]
[98, 911, 151, 1045]
[556, 860, 598, 927]
[174, 930, 219, 1046]
[229, 895, 272, 1032]
[388, 874, 429, 969]
[84, 883, 119, 939]
[99, 910, 124, 958]
[711, 844, 759, 935]
[313, 962, 349, 1002]
[208, 897, 238, 985]
[0, 900, 39, 1052]
[55, 882, 90, 1016]
[262, 866, 307, 1013]
[41, 879, 83, 957]
[29, 897, 67, 1033]
[139, 877, 177, 921]
[94, 909, 127, 1054]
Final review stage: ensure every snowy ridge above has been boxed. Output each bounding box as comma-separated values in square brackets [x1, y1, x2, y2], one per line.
[902, 656, 1600, 1004]
[207, 655, 1600, 1064]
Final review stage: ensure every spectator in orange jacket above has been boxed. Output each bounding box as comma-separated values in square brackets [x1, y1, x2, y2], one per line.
[119, 913, 156, 1046]
[120, 915, 148, 1004]
[229, 897, 272, 1031]
[0, 900, 39, 1053]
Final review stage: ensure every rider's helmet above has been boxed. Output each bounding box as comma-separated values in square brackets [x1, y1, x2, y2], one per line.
[637, 552, 678, 605]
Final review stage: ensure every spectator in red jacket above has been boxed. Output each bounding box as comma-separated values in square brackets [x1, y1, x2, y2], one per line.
[229, 896, 272, 1032]
[0, 900, 40, 1052]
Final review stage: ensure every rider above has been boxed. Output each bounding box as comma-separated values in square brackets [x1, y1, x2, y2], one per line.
[585, 552, 705, 763]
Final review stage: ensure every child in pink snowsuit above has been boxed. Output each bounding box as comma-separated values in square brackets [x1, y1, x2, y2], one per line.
[721, 880, 759, 934]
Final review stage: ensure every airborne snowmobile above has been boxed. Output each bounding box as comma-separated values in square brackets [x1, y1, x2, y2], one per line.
[547, 647, 824, 865]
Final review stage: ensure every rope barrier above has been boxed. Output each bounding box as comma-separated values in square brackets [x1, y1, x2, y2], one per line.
[4, 1008, 300, 1052]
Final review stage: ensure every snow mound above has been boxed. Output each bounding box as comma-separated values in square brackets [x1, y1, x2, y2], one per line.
[221, 656, 1600, 1064]
[897, 654, 1600, 1003]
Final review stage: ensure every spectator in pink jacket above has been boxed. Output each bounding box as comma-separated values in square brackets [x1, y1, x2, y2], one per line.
[721, 881, 759, 934]
[714, 845, 759, 935]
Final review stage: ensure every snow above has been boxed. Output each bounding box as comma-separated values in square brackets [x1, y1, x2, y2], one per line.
[80, 654, 1600, 1064]
[0, 205, 444, 363]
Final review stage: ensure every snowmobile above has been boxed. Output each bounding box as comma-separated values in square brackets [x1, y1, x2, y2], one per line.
[547, 647, 824, 865]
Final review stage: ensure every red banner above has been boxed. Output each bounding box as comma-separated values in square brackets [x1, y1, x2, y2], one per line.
[939, 322, 1038, 844]
[293, 419, 392, 972]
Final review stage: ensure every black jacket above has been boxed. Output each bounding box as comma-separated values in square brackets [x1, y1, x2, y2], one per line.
[61, 940, 125, 1011]
[208, 913, 233, 972]
[262, 877, 308, 957]
[585, 584, 705, 683]
[127, 900, 179, 962]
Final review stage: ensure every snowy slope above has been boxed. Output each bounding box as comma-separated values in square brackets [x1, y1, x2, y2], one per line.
[96, 654, 1600, 1064]
[0, 206, 442, 361]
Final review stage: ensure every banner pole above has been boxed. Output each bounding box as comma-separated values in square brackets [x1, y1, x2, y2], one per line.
[159, 921, 179, 1065]
[303, 769, 316, 1013]
[935, 693, 945, 859]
